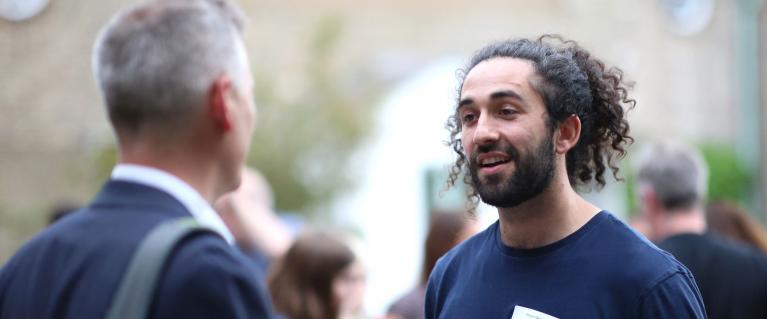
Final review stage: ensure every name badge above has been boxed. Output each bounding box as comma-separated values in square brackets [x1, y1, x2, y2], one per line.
[510, 305, 558, 319]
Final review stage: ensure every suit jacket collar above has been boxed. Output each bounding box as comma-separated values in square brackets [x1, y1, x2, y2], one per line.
[90, 177, 235, 245]
[109, 164, 234, 244]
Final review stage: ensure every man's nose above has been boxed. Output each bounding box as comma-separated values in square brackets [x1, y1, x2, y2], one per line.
[472, 114, 500, 146]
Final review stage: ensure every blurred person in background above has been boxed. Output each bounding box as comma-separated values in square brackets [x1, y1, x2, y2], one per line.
[0, 0, 275, 318]
[426, 35, 705, 318]
[386, 210, 479, 319]
[705, 200, 767, 255]
[269, 230, 367, 319]
[627, 212, 652, 239]
[636, 141, 767, 319]
[216, 166, 295, 276]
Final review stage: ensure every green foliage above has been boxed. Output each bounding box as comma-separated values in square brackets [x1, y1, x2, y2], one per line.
[248, 16, 384, 216]
[699, 144, 752, 202]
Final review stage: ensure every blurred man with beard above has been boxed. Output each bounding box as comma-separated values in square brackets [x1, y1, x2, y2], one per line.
[425, 36, 705, 319]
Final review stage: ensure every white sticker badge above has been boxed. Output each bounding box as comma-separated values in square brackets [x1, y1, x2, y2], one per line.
[510, 305, 559, 319]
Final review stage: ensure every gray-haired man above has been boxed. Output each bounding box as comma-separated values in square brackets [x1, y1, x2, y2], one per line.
[0, 0, 274, 318]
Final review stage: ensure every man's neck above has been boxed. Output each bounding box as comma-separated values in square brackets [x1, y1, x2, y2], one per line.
[118, 143, 222, 203]
[496, 176, 600, 249]
[653, 207, 706, 241]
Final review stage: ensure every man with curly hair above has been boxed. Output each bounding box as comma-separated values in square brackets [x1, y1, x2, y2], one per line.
[425, 36, 706, 318]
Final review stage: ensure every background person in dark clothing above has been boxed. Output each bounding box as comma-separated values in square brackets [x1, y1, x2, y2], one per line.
[636, 140, 767, 319]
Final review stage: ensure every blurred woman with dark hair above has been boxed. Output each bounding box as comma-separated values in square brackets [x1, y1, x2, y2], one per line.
[269, 230, 366, 319]
[706, 200, 767, 255]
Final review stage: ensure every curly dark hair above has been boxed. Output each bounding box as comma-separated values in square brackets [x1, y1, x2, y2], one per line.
[446, 35, 635, 208]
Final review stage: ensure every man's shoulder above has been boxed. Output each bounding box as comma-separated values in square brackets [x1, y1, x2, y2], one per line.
[435, 222, 495, 271]
[153, 232, 273, 318]
[596, 212, 678, 263]
[165, 231, 253, 278]
[425, 223, 495, 319]
[583, 213, 705, 316]
[427, 221, 496, 297]
[591, 212, 690, 285]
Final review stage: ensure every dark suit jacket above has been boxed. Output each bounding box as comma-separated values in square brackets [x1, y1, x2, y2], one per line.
[0, 180, 274, 318]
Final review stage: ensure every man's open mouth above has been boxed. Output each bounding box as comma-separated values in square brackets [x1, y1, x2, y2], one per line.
[478, 155, 512, 168]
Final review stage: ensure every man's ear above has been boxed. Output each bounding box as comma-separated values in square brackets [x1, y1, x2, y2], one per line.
[555, 115, 581, 154]
[640, 184, 662, 216]
[208, 74, 233, 132]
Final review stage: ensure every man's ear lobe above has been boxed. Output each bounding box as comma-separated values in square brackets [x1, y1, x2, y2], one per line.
[209, 75, 232, 132]
[555, 115, 581, 154]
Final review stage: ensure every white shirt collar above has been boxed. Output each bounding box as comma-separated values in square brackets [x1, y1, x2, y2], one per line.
[111, 163, 235, 245]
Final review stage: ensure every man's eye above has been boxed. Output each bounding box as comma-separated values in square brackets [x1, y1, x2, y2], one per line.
[461, 113, 476, 123]
[500, 108, 517, 116]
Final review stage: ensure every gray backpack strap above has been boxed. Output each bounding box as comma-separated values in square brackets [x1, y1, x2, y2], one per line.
[106, 218, 219, 319]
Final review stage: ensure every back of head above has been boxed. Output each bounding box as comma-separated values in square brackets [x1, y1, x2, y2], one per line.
[268, 230, 356, 319]
[635, 141, 708, 211]
[447, 35, 635, 201]
[93, 0, 247, 142]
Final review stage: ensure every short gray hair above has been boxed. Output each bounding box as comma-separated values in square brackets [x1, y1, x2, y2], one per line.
[93, 0, 248, 136]
[635, 141, 709, 210]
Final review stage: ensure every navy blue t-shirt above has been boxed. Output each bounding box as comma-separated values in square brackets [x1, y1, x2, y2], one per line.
[425, 211, 706, 319]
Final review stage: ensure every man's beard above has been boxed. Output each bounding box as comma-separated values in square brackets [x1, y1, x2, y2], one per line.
[468, 132, 556, 208]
